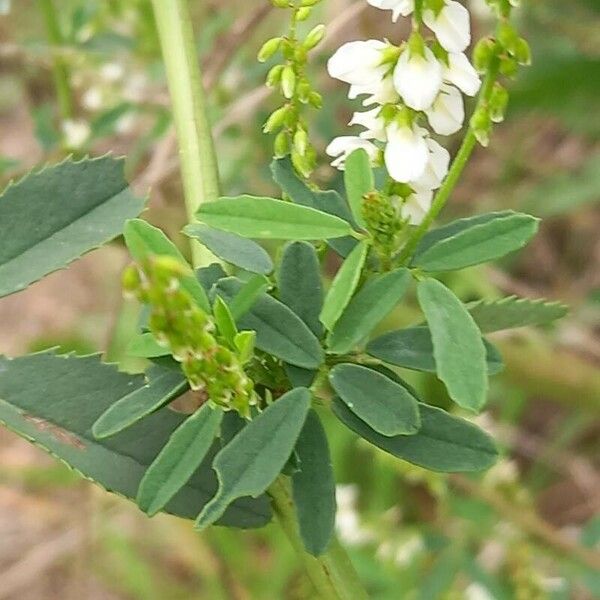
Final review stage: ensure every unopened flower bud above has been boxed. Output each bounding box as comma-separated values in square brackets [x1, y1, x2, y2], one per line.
[271, 0, 288, 7]
[489, 83, 509, 123]
[308, 91, 322, 109]
[499, 54, 518, 77]
[281, 65, 296, 99]
[266, 64, 284, 87]
[274, 131, 290, 157]
[470, 106, 492, 147]
[258, 37, 282, 62]
[472, 37, 497, 73]
[293, 126, 309, 156]
[303, 24, 325, 51]
[263, 105, 290, 133]
[296, 6, 312, 20]
[498, 22, 519, 54]
[513, 37, 531, 66]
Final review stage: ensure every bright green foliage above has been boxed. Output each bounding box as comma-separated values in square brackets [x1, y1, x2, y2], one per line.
[292, 410, 336, 556]
[184, 223, 274, 274]
[468, 296, 569, 333]
[333, 398, 498, 472]
[137, 404, 223, 516]
[344, 149, 373, 229]
[367, 326, 504, 375]
[0, 351, 271, 528]
[320, 240, 369, 332]
[195, 388, 311, 530]
[215, 278, 324, 369]
[412, 211, 539, 272]
[197, 196, 355, 240]
[329, 364, 421, 436]
[123, 258, 256, 417]
[277, 242, 324, 337]
[92, 365, 188, 439]
[213, 296, 238, 346]
[327, 269, 411, 354]
[0, 156, 145, 298]
[124, 219, 210, 312]
[127, 332, 170, 358]
[226, 275, 271, 320]
[418, 279, 488, 412]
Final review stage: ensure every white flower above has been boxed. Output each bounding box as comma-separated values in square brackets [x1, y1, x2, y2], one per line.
[444, 52, 481, 96]
[326, 136, 379, 170]
[398, 189, 433, 224]
[425, 84, 464, 135]
[349, 75, 399, 107]
[413, 137, 451, 190]
[327, 40, 387, 86]
[384, 122, 429, 183]
[366, 0, 414, 22]
[62, 119, 90, 149]
[393, 46, 443, 111]
[423, 0, 471, 53]
[349, 108, 387, 141]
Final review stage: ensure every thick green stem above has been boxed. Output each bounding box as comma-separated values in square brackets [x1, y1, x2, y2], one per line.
[269, 477, 369, 600]
[397, 60, 500, 265]
[151, 3, 367, 597]
[39, 0, 74, 121]
[151, 0, 221, 267]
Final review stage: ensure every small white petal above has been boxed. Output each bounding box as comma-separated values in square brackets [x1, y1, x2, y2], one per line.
[367, 0, 414, 21]
[426, 84, 464, 135]
[398, 189, 433, 224]
[384, 123, 429, 183]
[326, 136, 379, 170]
[393, 47, 443, 111]
[349, 76, 400, 107]
[444, 52, 481, 96]
[328, 40, 387, 86]
[349, 108, 387, 141]
[413, 137, 451, 191]
[423, 1, 471, 53]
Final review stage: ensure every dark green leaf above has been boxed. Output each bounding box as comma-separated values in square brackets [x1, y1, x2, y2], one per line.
[320, 240, 369, 332]
[412, 211, 539, 271]
[137, 404, 223, 516]
[333, 398, 498, 472]
[278, 241, 323, 337]
[0, 351, 271, 528]
[418, 279, 488, 412]
[197, 263, 227, 294]
[327, 269, 411, 354]
[292, 410, 336, 556]
[344, 149, 372, 229]
[0, 157, 145, 298]
[216, 279, 324, 369]
[124, 219, 210, 312]
[92, 365, 188, 439]
[366, 326, 504, 375]
[195, 387, 311, 529]
[127, 332, 169, 358]
[284, 364, 317, 388]
[184, 224, 273, 274]
[197, 196, 354, 240]
[329, 364, 420, 436]
[468, 296, 569, 333]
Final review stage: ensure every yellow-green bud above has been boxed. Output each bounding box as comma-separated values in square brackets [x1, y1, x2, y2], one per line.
[303, 24, 325, 51]
[472, 37, 497, 73]
[266, 64, 284, 87]
[499, 54, 518, 77]
[308, 91, 322, 109]
[300, 0, 320, 6]
[263, 104, 290, 133]
[293, 126, 309, 157]
[271, 0, 289, 7]
[470, 106, 492, 147]
[513, 37, 531, 66]
[498, 22, 519, 54]
[274, 130, 290, 158]
[258, 37, 282, 63]
[281, 65, 296, 99]
[296, 6, 312, 20]
[489, 83, 509, 123]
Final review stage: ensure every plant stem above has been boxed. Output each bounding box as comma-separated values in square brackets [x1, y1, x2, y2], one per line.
[269, 477, 369, 600]
[151, 3, 367, 597]
[39, 0, 74, 121]
[151, 0, 221, 267]
[397, 60, 500, 265]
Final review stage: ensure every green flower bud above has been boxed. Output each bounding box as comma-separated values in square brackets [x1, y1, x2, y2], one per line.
[293, 126, 309, 157]
[271, 0, 289, 7]
[499, 54, 518, 77]
[274, 130, 290, 158]
[308, 91, 323, 109]
[300, 0, 320, 6]
[266, 64, 284, 87]
[362, 191, 403, 262]
[296, 6, 312, 20]
[303, 24, 325, 51]
[281, 65, 296, 99]
[263, 104, 290, 133]
[472, 37, 497, 73]
[514, 37, 531, 66]
[470, 106, 492, 147]
[498, 22, 519, 54]
[258, 37, 282, 62]
[489, 83, 509, 123]
[297, 79, 312, 103]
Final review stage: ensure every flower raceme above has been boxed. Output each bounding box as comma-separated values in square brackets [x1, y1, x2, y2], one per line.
[326, 0, 480, 224]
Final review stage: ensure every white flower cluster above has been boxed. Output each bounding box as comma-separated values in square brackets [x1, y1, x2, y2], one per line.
[326, 0, 481, 224]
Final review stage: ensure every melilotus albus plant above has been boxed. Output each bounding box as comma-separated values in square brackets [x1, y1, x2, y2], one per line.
[0, 0, 568, 597]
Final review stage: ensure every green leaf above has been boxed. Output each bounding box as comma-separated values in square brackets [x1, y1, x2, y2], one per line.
[333, 398, 498, 472]
[124, 219, 210, 312]
[329, 364, 420, 436]
[327, 269, 411, 354]
[344, 149, 372, 229]
[292, 410, 336, 556]
[366, 326, 504, 375]
[127, 332, 170, 358]
[278, 242, 324, 337]
[0, 351, 271, 528]
[184, 224, 273, 274]
[0, 156, 145, 298]
[197, 263, 228, 294]
[213, 296, 238, 346]
[284, 364, 317, 388]
[197, 196, 354, 240]
[215, 279, 324, 369]
[195, 387, 311, 529]
[320, 240, 369, 332]
[234, 331, 256, 363]
[92, 365, 188, 439]
[137, 404, 223, 517]
[412, 211, 539, 272]
[468, 296, 569, 333]
[417, 279, 488, 412]
[225, 275, 271, 320]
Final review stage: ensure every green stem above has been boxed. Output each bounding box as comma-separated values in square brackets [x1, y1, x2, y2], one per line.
[397, 59, 500, 265]
[39, 0, 74, 121]
[151, 3, 367, 597]
[151, 0, 221, 267]
[268, 477, 369, 600]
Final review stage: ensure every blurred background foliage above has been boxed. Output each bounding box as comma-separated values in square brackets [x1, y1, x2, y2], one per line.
[0, 1, 599, 598]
